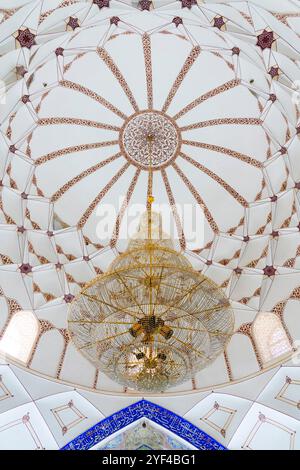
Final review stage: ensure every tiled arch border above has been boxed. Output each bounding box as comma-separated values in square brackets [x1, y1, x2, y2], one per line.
[61, 400, 226, 450]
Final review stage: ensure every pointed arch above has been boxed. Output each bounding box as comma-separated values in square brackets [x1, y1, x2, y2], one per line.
[252, 313, 292, 365]
[62, 400, 226, 451]
[0, 311, 39, 364]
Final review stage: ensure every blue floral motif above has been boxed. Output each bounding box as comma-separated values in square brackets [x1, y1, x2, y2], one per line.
[61, 400, 226, 451]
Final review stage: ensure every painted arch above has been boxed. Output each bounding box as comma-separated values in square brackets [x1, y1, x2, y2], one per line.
[62, 400, 226, 450]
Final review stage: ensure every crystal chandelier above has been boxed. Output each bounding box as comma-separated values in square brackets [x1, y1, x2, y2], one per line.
[68, 136, 234, 392]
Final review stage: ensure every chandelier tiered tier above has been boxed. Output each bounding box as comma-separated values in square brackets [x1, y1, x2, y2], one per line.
[68, 136, 234, 392]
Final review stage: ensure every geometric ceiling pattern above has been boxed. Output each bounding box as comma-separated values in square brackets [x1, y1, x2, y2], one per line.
[0, 0, 300, 403]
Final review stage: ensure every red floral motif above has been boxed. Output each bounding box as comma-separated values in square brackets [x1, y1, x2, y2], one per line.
[172, 17, 183, 27]
[259, 412, 266, 422]
[213, 16, 225, 29]
[47, 231, 54, 237]
[279, 146, 287, 155]
[16, 29, 36, 49]
[22, 95, 30, 104]
[257, 30, 275, 50]
[55, 47, 64, 56]
[20, 263, 32, 274]
[93, 0, 110, 8]
[83, 256, 90, 262]
[67, 17, 80, 30]
[232, 47, 240, 55]
[286, 376, 292, 384]
[110, 16, 120, 26]
[16, 65, 27, 78]
[270, 195, 277, 202]
[21, 192, 28, 200]
[243, 236, 250, 242]
[139, 0, 152, 10]
[296, 126, 300, 135]
[263, 265, 276, 277]
[295, 182, 300, 190]
[271, 231, 279, 238]
[269, 94, 277, 102]
[22, 413, 30, 424]
[180, 0, 197, 9]
[269, 66, 280, 79]
[234, 267, 242, 275]
[64, 294, 75, 303]
[56, 262, 63, 270]
[9, 145, 16, 153]
[17, 226, 26, 234]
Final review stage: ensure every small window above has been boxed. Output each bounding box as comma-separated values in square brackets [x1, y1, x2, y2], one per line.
[0, 311, 39, 363]
[252, 313, 291, 365]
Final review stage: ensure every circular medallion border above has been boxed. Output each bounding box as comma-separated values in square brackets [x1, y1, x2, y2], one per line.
[120, 110, 182, 170]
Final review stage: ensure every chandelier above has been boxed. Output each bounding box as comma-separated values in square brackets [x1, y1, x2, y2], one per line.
[68, 136, 234, 392]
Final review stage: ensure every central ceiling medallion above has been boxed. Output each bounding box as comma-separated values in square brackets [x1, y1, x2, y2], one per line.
[120, 111, 181, 169]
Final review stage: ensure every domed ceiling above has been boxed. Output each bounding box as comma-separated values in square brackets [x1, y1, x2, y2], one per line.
[0, 0, 300, 399]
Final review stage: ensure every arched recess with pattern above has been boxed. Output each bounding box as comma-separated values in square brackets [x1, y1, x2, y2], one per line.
[0, 311, 39, 364]
[252, 313, 292, 366]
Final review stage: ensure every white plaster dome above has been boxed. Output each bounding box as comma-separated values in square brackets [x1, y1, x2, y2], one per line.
[0, 0, 299, 399]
